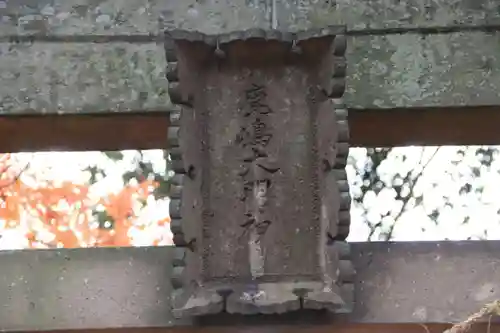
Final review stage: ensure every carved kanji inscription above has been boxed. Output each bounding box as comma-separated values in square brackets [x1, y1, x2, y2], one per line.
[166, 28, 353, 318]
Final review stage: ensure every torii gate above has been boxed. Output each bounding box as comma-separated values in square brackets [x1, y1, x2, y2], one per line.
[0, 1, 500, 333]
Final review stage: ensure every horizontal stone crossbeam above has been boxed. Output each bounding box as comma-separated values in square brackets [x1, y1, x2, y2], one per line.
[0, 241, 499, 331]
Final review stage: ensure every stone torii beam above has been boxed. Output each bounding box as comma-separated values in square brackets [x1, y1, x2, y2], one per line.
[1, 0, 500, 151]
[1, 242, 500, 331]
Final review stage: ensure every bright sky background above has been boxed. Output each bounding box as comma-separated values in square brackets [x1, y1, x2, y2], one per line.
[348, 146, 500, 241]
[1, 146, 498, 249]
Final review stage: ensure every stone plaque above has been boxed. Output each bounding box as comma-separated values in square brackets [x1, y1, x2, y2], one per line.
[165, 27, 353, 318]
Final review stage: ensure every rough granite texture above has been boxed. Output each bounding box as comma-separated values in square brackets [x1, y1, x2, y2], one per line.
[346, 31, 500, 108]
[2, 31, 500, 113]
[0, 42, 169, 114]
[1, 0, 500, 113]
[0, 0, 270, 36]
[2, 242, 500, 330]
[1, 0, 499, 36]
[276, 0, 500, 31]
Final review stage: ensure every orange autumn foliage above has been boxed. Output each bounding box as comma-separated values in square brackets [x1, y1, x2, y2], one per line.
[0, 153, 171, 249]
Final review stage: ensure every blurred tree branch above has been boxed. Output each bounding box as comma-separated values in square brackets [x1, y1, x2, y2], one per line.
[380, 147, 440, 241]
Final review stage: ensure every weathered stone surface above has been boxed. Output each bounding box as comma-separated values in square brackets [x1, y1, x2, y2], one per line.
[346, 31, 500, 109]
[168, 29, 352, 317]
[2, 241, 500, 330]
[0, 42, 168, 114]
[2, 31, 500, 114]
[0, 246, 187, 331]
[1, 1, 500, 114]
[0, 0, 160, 36]
[0, 0, 270, 36]
[2, 0, 499, 36]
[276, 0, 500, 31]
